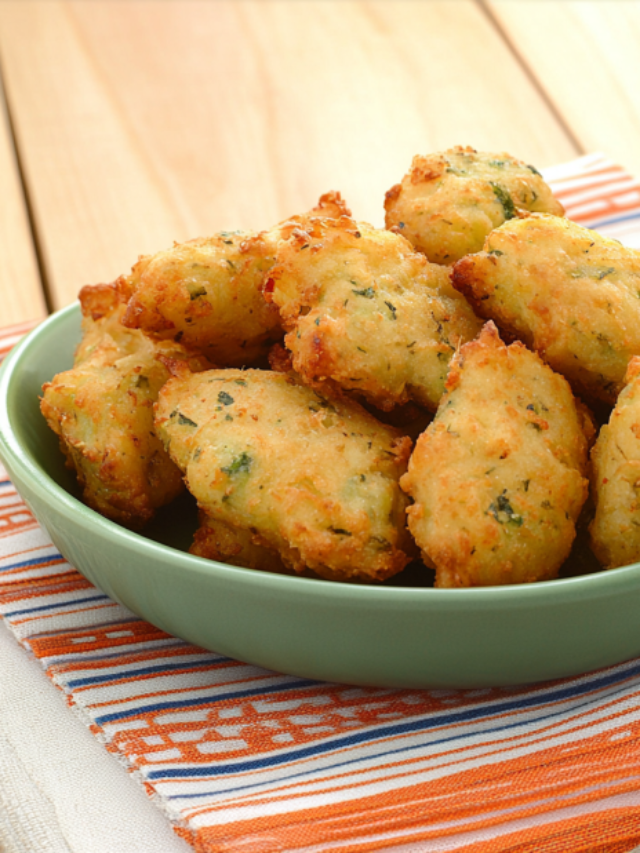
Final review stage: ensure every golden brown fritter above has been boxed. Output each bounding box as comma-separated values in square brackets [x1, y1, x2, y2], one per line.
[190, 512, 292, 575]
[154, 367, 415, 582]
[400, 323, 593, 588]
[264, 211, 482, 412]
[452, 213, 640, 405]
[384, 146, 564, 265]
[589, 357, 640, 569]
[121, 231, 282, 367]
[40, 282, 209, 528]
[120, 193, 351, 368]
[267, 342, 433, 440]
[73, 278, 135, 362]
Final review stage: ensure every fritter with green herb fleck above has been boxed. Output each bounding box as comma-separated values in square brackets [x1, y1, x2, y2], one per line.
[40, 281, 210, 529]
[121, 231, 282, 367]
[120, 193, 351, 369]
[452, 213, 640, 405]
[264, 210, 482, 412]
[384, 146, 564, 265]
[590, 357, 640, 569]
[400, 322, 593, 587]
[154, 367, 415, 582]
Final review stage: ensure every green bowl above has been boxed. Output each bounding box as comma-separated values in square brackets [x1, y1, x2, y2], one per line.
[2, 302, 640, 688]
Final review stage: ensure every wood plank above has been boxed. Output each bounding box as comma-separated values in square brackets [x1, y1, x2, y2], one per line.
[487, 0, 640, 179]
[0, 78, 46, 325]
[0, 0, 577, 310]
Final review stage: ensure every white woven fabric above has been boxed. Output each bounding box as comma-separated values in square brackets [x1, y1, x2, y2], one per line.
[0, 621, 190, 853]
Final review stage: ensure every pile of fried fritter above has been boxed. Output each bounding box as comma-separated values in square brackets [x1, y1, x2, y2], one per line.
[40, 146, 640, 587]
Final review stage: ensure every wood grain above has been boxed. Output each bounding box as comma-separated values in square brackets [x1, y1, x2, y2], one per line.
[487, 0, 640, 178]
[0, 0, 577, 310]
[0, 79, 46, 324]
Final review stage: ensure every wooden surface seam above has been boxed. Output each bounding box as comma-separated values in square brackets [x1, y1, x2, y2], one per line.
[0, 61, 46, 325]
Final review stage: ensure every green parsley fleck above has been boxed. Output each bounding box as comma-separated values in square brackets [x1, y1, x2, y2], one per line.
[488, 491, 523, 526]
[221, 452, 252, 475]
[596, 267, 615, 280]
[186, 283, 207, 300]
[177, 413, 198, 427]
[490, 183, 516, 219]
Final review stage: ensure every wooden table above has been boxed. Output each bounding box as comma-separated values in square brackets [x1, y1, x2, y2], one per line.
[1, 0, 640, 328]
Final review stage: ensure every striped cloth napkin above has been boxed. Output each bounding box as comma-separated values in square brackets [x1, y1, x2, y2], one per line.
[2, 153, 640, 853]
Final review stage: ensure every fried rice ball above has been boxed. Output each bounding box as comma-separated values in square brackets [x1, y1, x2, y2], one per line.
[264, 210, 482, 412]
[384, 146, 564, 265]
[40, 280, 209, 528]
[400, 322, 593, 587]
[452, 213, 640, 406]
[590, 357, 640, 569]
[154, 367, 415, 582]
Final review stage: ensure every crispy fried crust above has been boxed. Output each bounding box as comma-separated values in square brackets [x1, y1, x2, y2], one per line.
[120, 193, 350, 369]
[384, 146, 564, 265]
[452, 213, 640, 405]
[121, 232, 282, 367]
[589, 357, 640, 568]
[154, 368, 415, 582]
[40, 282, 209, 528]
[262, 190, 352, 243]
[190, 512, 294, 575]
[264, 209, 482, 411]
[400, 322, 592, 587]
